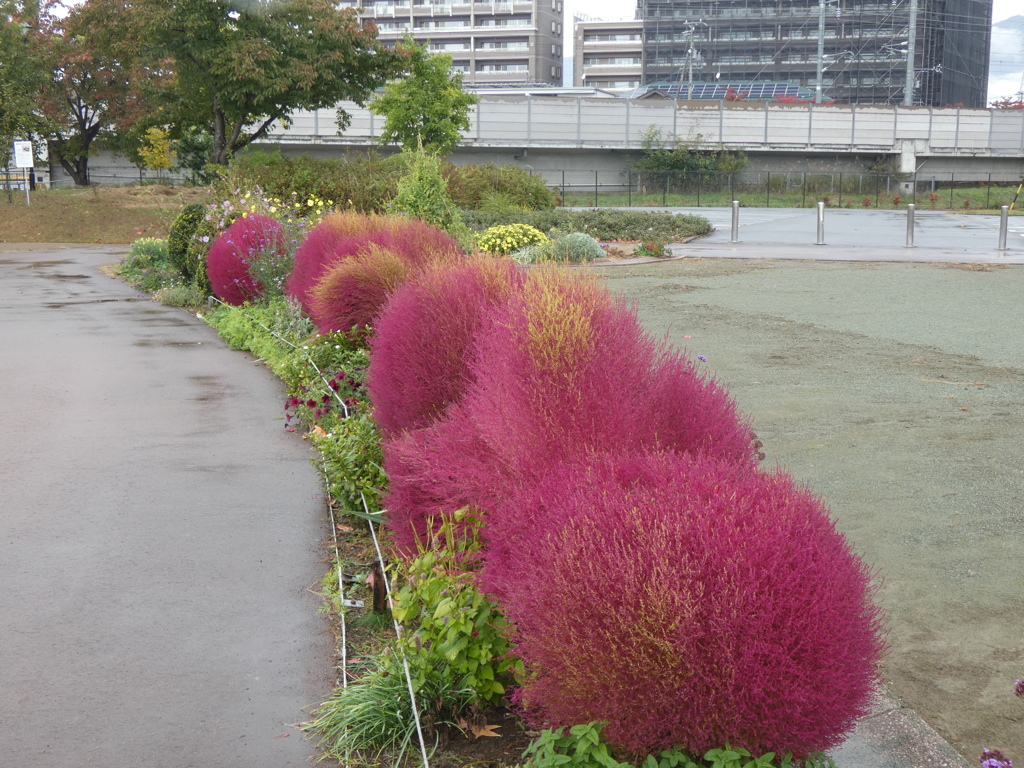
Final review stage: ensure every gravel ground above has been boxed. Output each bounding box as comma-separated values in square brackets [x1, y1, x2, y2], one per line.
[594, 257, 1024, 765]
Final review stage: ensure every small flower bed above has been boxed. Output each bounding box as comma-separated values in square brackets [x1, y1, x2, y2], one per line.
[476, 223, 549, 255]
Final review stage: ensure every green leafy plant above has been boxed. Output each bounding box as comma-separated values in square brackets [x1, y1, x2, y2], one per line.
[522, 723, 837, 768]
[633, 239, 671, 258]
[204, 299, 296, 365]
[476, 223, 549, 254]
[524, 723, 636, 768]
[391, 508, 517, 707]
[311, 411, 386, 514]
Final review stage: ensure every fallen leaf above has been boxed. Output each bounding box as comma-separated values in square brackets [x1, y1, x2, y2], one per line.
[336, 523, 354, 532]
[275, 733, 290, 738]
[311, 425, 328, 437]
[470, 724, 501, 739]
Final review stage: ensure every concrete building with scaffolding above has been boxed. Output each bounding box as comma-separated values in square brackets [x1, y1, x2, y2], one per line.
[340, 0, 565, 86]
[575, 0, 993, 107]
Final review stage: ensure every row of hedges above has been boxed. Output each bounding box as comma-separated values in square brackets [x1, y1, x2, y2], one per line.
[227, 150, 558, 214]
[461, 207, 713, 241]
[158, 174, 878, 767]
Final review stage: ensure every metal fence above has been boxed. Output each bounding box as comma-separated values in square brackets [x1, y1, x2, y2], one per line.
[552, 169, 1024, 210]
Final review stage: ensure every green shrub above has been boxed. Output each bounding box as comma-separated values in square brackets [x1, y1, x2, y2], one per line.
[445, 163, 557, 210]
[186, 216, 217, 296]
[476, 222, 549, 254]
[167, 202, 207, 278]
[117, 238, 179, 293]
[229, 149, 406, 214]
[310, 649, 474, 764]
[153, 283, 206, 308]
[392, 149, 470, 243]
[514, 231, 605, 264]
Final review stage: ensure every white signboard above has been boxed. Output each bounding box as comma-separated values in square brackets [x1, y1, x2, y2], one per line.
[13, 140, 33, 169]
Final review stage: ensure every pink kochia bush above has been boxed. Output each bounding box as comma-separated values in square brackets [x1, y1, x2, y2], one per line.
[381, 267, 758, 554]
[307, 245, 412, 333]
[367, 255, 526, 439]
[481, 450, 885, 759]
[285, 211, 464, 323]
[205, 214, 285, 305]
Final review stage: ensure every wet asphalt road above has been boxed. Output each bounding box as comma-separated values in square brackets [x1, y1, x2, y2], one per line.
[0, 245, 333, 767]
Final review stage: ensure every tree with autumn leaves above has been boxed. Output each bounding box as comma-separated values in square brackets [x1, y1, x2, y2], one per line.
[155, 0, 404, 167]
[10, 0, 404, 184]
[28, 0, 170, 186]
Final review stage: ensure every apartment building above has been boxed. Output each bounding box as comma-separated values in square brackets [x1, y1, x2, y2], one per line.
[575, 0, 992, 106]
[341, 0, 565, 86]
[574, 19, 644, 90]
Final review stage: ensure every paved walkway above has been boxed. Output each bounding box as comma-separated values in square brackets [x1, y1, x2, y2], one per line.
[662, 206, 1024, 264]
[0, 244, 332, 767]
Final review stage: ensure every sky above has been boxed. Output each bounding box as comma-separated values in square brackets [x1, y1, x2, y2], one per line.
[564, 0, 1024, 101]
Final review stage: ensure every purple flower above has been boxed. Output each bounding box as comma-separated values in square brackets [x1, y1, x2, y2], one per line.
[980, 748, 1013, 768]
[698, 355, 708, 362]
[1015, 678, 1024, 697]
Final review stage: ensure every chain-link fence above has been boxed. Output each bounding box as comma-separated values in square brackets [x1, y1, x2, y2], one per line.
[551, 170, 1024, 211]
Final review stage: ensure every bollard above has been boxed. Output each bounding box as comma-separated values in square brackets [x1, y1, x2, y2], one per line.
[816, 201, 825, 245]
[998, 205, 1009, 251]
[905, 203, 916, 248]
[730, 200, 740, 243]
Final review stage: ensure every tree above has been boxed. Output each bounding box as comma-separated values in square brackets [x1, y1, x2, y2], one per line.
[0, 1, 45, 195]
[990, 93, 1024, 109]
[32, 0, 169, 185]
[137, 126, 175, 181]
[369, 38, 479, 155]
[152, 0, 404, 166]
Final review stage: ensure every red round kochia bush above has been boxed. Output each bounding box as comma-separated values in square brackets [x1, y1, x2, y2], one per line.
[307, 244, 412, 333]
[481, 450, 886, 760]
[464, 266, 757, 477]
[381, 266, 758, 555]
[367, 255, 526, 439]
[285, 211, 464, 317]
[205, 214, 285, 305]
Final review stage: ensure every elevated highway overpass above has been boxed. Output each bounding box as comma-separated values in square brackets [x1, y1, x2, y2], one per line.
[260, 96, 1024, 184]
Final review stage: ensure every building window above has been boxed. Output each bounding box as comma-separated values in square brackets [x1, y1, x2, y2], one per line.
[478, 62, 530, 72]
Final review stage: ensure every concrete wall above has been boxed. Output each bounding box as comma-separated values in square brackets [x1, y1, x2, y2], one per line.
[263, 97, 1024, 181]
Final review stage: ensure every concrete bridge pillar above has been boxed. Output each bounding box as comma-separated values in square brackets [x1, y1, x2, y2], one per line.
[899, 140, 921, 193]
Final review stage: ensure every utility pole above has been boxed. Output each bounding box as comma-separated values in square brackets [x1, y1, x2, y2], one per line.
[679, 20, 705, 100]
[903, 0, 919, 106]
[687, 39, 695, 100]
[815, 0, 826, 103]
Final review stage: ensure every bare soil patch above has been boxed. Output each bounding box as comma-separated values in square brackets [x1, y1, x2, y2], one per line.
[593, 257, 1024, 765]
